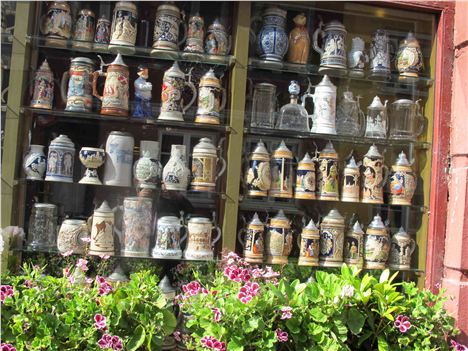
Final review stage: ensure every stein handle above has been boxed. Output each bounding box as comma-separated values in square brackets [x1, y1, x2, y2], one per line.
[92, 71, 106, 101]
[60, 70, 70, 105]
[180, 229, 188, 246]
[415, 100, 426, 137]
[409, 238, 416, 256]
[312, 22, 324, 56]
[87, 215, 93, 232]
[182, 80, 197, 114]
[237, 228, 246, 248]
[216, 156, 227, 180]
[212, 226, 222, 247]
[380, 164, 389, 188]
[301, 93, 314, 131]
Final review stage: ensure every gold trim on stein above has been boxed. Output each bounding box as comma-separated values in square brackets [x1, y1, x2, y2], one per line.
[389, 151, 416, 206]
[265, 210, 292, 264]
[317, 141, 339, 201]
[364, 214, 390, 269]
[344, 221, 364, 267]
[295, 153, 316, 200]
[238, 213, 265, 264]
[246, 140, 271, 197]
[269, 140, 293, 199]
[298, 219, 320, 266]
[389, 227, 416, 270]
[319, 208, 345, 267]
[341, 156, 360, 202]
[361, 144, 387, 204]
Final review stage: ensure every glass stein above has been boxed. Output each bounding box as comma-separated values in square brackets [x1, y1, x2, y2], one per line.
[364, 96, 388, 139]
[27, 203, 58, 250]
[388, 99, 425, 140]
[336, 91, 365, 136]
[250, 83, 277, 128]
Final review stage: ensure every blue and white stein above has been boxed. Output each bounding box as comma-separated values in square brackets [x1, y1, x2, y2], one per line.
[256, 7, 288, 62]
[45, 135, 75, 183]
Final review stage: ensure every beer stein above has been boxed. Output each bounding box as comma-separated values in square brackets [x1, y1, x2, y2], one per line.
[298, 219, 320, 266]
[344, 221, 364, 267]
[364, 96, 388, 139]
[88, 201, 117, 256]
[361, 145, 388, 204]
[163, 145, 190, 191]
[121, 197, 153, 257]
[103, 131, 134, 187]
[40, 1, 72, 46]
[295, 153, 316, 200]
[23, 145, 47, 180]
[152, 215, 186, 259]
[245, 140, 271, 197]
[133, 141, 162, 189]
[396, 32, 423, 80]
[94, 14, 111, 50]
[27, 203, 57, 250]
[183, 14, 204, 58]
[57, 219, 89, 254]
[109, 1, 138, 54]
[312, 20, 347, 74]
[269, 140, 293, 198]
[183, 216, 221, 260]
[191, 138, 226, 192]
[265, 210, 293, 264]
[319, 208, 345, 267]
[256, 7, 288, 63]
[195, 68, 227, 125]
[287, 13, 310, 65]
[92, 54, 129, 116]
[389, 99, 425, 141]
[308, 75, 337, 134]
[151, 3, 186, 58]
[72, 8, 95, 49]
[205, 18, 230, 58]
[30, 59, 54, 110]
[238, 213, 265, 264]
[45, 134, 75, 183]
[364, 214, 390, 269]
[341, 156, 360, 202]
[158, 62, 197, 121]
[389, 227, 416, 270]
[79, 147, 106, 185]
[336, 91, 365, 137]
[348, 37, 368, 78]
[369, 29, 392, 79]
[250, 83, 277, 129]
[61, 57, 94, 112]
[389, 151, 417, 206]
[317, 141, 339, 201]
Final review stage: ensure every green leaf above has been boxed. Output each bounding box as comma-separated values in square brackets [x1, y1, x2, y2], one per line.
[161, 309, 177, 336]
[347, 308, 366, 335]
[378, 336, 389, 351]
[227, 337, 244, 351]
[127, 325, 146, 351]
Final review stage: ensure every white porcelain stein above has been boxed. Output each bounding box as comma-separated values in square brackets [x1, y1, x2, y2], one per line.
[183, 216, 221, 260]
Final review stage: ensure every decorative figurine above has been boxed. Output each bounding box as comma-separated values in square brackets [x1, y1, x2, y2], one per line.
[250, 83, 277, 128]
[183, 13, 204, 58]
[133, 65, 153, 118]
[158, 62, 196, 121]
[287, 13, 310, 65]
[103, 131, 134, 187]
[245, 140, 271, 197]
[191, 138, 226, 192]
[341, 156, 360, 202]
[389, 227, 416, 270]
[265, 210, 293, 264]
[23, 144, 47, 180]
[389, 151, 417, 206]
[298, 219, 320, 266]
[238, 213, 265, 264]
[152, 3, 185, 58]
[364, 96, 388, 139]
[389, 99, 425, 141]
[269, 140, 294, 198]
[205, 18, 230, 58]
[109, 1, 138, 54]
[295, 153, 316, 200]
[94, 14, 111, 50]
[361, 144, 388, 204]
[347, 37, 368, 78]
[153, 215, 186, 259]
[78, 147, 106, 184]
[195, 68, 226, 125]
[162, 144, 190, 191]
[88, 201, 117, 256]
[45, 134, 75, 183]
[344, 220, 364, 267]
[256, 7, 288, 64]
[336, 91, 365, 137]
[31, 59, 54, 110]
[319, 208, 345, 267]
[92, 54, 129, 116]
[369, 29, 392, 79]
[121, 197, 153, 257]
[27, 203, 58, 250]
[317, 141, 339, 201]
[133, 140, 162, 189]
[40, 1, 72, 46]
[276, 80, 311, 132]
[312, 20, 347, 74]
[57, 219, 89, 254]
[308, 75, 337, 134]
[396, 32, 423, 80]
[364, 214, 390, 269]
[183, 216, 221, 260]
[72, 8, 95, 49]
[61, 57, 94, 112]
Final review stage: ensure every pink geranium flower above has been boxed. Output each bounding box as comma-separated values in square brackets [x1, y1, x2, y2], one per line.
[182, 281, 203, 296]
[96, 276, 114, 296]
[1, 285, 14, 303]
[200, 336, 226, 351]
[81, 237, 92, 243]
[0, 343, 17, 351]
[276, 328, 289, 342]
[280, 306, 293, 320]
[394, 315, 412, 333]
[61, 250, 74, 257]
[451, 340, 468, 351]
[94, 314, 107, 330]
[97, 334, 122, 350]
[237, 281, 260, 304]
[76, 258, 89, 272]
[212, 307, 222, 322]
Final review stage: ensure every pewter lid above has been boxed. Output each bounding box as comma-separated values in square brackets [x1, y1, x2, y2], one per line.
[264, 6, 287, 19]
[37, 59, 52, 72]
[62, 219, 86, 225]
[97, 14, 111, 24]
[255, 82, 277, 90]
[107, 265, 129, 282]
[202, 68, 218, 80]
[346, 156, 359, 169]
[395, 151, 410, 166]
[156, 2, 181, 14]
[249, 212, 264, 226]
[158, 215, 181, 223]
[50, 134, 74, 148]
[325, 19, 346, 32]
[208, 18, 226, 31]
[95, 201, 113, 213]
[351, 36, 365, 48]
[193, 137, 216, 155]
[70, 57, 94, 66]
[324, 208, 344, 221]
[110, 53, 127, 67]
[343, 90, 354, 100]
[392, 99, 414, 106]
[316, 75, 336, 89]
[109, 130, 133, 137]
[158, 275, 176, 294]
[165, 61, 185, 79]
[288, 80, 300, 96]
[299, 152, 314, 165]
[252, 140, 269, 156]
[365, 144, 382, 158]
[321, 141, 336, 154]
[368, 96, 385, 109]
[352, 220, 364, 234]
[368, 214, 386, 229]
[273, 140, 293, 158]
[188, 216, 211, 224]
[304, 218, 318, 231]
[273, 209, 288, 221]
[34, 203, 57, 209]
[393, 226, 410, 239]
[78, 8, 95, 17]
[114, 1, 137, 14]
[402, 32, 419, 46]
[140, 140, 160, 159]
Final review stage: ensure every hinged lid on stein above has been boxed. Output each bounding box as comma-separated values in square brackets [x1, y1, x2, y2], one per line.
[303, 218, 319, 232]
[273, 140, 293, 159]
[320, 140, 337, 156]
[323, 208, 344, 223]
[395, 151, 411, 166]
[251, 140, 269, 157]
[193, 137, 217, 156]
[368, 214, 386, 230]
[249, 212, 264, 226]
[365, 144, 383, 158]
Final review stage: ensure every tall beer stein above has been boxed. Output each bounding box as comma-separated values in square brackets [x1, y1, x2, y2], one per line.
[344, 220, 364, 267]
[256, 7, 288, 63]
[109, 1, 138, 54]
[238, 213, 265, 263]
[364, 96, 388, 139]
[348, 37, 368, 78]
[364, 214, 390, 269]
[205, 18, 230, 58]
[361, 145, 388, 204]
[121, 197, 153, 257]
[396, 32, 423, 80]
[245, 140, 271, 197]
[94, 15, 111, 50]
[317, 141, 339, 201]
[57, 219, 89, 254]
[295, 153, 316, 200]
[158, 62, 197, 121]
[265, 210, 292, 264]
[298, 219, 320, 266]
[183, 13, 204, 58]
[61, 57, 94, 112]
[183, 216, 221, 260]
[369, 29, 392, 79]
[72, 8, 95, 49]
[319, 208, 345, 267]
[389, 99, 425, 141]
[312, 20, 347, 74]
[152, 215, 186, 259]
[30, 59, 54, 110]
[103, 131, 134, 187]
[45, 134, 75, 183]
[40, 1, 72, 46]
[341, 156, 360, 202]
[269, 140, 293, 198]
[88, 201, 116, 256]
[336, 91, 365, 137]
[92, 54, 129, 116]
[27, 203, 58, 250]
[308, 75, 337, 134]
[191, 138, 226, 192]
[152, 3, 186, 58]
[389, 227, 416, 270]
[389, 151, 417, 206]
[195, 68, 227, 125]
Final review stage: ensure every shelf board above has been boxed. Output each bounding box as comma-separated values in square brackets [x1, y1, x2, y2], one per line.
[1, 32, 13, 44]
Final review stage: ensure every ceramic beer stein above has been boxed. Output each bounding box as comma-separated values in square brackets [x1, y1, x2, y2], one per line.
[312, 20, 347, 74]
[163, 144, 190, 191]
[133, 140, 162, 189]
[396, 32, 423, 80]
[72, 8, 95, 49]
[109, 1, 138, 54]
[191, 138, 226, 192]
[103, 131, 134, 187]
[307, 75, 337, 134]
[364, 214, 390, 269]
[195, 68, 227, 125]
[27, 203, 58, 250]
[265, 210, 293, 264]
[295, 153, 316, 200]
[92, 54, 129, 116]
[344, 220, 364, 267]
[152, 3, 186, 58]
[205, 18, 230, 58]
[361, 145, 388, 204]
[152, 215, 186, 259]
[245, 140, 271, 197]
[256, 7, 288, 64]
[183, 216, 221, 260]
[88, 201, 117, 256]
[31, 59, 54, 110]
[389, 151, 417, 206]
[94, 15, 111, 50]
[121, 197, 153, 257]
[61, 57, 94, 112]
[158, 62, 197, 121]
[298, 219, 320, 266]
[269, 140, 293, 198]
[79, 147, 106, 184]
[238, 213, 265, 263]
[45, 134, 75, 183]
[336, 91, 365, 137]
[23, 145, 47, 180]
[347, 37, 368, 78]
[183, 14, 204, 58]
[319, 208, 345, 267]
[369, 29, 392, 79]
[389, 227, 416, 270]
[317, 141, 339, 201]
[287, 13, 310, 65]
[364, 96, 388, 139]
[57, 219, 89, 254]
[341, 156, 360, 202]
[40, 1, 72, 45]
[388, 99, 425, 141]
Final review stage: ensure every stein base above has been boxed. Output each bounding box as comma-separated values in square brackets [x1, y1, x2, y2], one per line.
[158, 113, 184, 121]
[364, 262, 386, 270]
[399, 72, 419, 79]
[94, 43, 109, 51]
[269, 192, 293, 199]
[45, 37, 68, 47]
[182, 52, 204, 60]
[103, 180, 132, 187]
[45, 176, 73, 183]
[319, 260, 343, 268]
[26, 175, 44, 181]
[108, 44, 135, 55]
[30, 103, 52, 110]
[318, 195, 340, 201]
[191, 185, 215, 192]
[389, 199, 411, 206]
[389, 264, 410, 270]
[295, 193, 316, 200]
[65, 106, 92, 113]
[72, 42, 93, 50]
[298, 258, 319, 266]
[151, 48, 179, 59]
[247, 191, 268, 197]
[318, 66, 347, 76]
[389, 133, 417, 141]
[100, 108, 128, 117]
[341, 197, 360, 203]
[257, 59, 284, 69]
[164, 185, 187, 191]
[361, 199, 384, 204]
[344, 260, 363, 268]
[79, 176, 102, 185]
[183, 251, 214, 261]
[348, 70, 365, 78]
[121, 250, 150, 258]
[88, 250, 115, 256]
[195, 115, 220, 125]
[244, 255, 264, 264]
[206, 54, 229, 63]
[368, 72, 390, 80]
[313, 127, 337, 135]
[265, 256, 288, 265]
[152, 250, 182, 259]
[137, 182, 157, 189]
